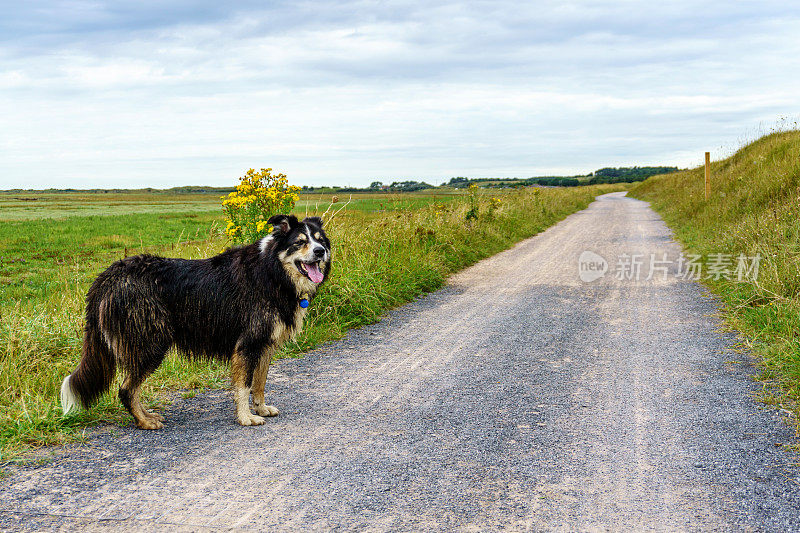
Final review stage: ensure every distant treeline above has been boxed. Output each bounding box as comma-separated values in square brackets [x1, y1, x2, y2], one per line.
[588, 166, 679, 183]
[525, 177, 583, 187]
[446, 166, 680, 188]
[302, 180, 436, 193]
[4, 167, 680, 195]
[446, 175, 585, 188]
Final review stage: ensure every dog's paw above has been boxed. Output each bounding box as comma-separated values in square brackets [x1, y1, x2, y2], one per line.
[238, 413, 266, 426]
[136, 417, 163, 430]
[146, 411, 165, 422]
[255, 404, 279, 417]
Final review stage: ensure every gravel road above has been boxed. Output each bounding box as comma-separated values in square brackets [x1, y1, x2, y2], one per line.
[2, 192, 799, 531]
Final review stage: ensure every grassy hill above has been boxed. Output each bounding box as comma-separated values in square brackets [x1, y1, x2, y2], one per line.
[630, 130, 800, 416]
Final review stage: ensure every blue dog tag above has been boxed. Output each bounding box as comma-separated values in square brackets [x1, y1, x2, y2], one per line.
[299, 299, 309, 308]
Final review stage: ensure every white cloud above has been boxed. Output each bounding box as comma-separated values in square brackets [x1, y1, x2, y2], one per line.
[1, 1, 799, 188]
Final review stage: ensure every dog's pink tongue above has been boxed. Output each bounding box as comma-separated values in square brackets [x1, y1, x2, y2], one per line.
[307, 262, 324, 283]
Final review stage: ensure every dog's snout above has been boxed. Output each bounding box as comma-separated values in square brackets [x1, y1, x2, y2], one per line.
[313, 246, 326, 258]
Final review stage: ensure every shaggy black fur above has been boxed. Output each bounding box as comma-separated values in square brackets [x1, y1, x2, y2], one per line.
[65, 214, 331, 426]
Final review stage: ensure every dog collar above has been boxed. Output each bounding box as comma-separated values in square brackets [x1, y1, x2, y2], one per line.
[299, 297, 309, 308]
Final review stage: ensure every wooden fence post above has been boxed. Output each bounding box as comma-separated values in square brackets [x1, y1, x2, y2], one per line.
[704, 152, 711, 200]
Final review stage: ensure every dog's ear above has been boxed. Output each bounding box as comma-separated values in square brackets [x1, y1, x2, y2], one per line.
[303, 216, 323, 228]
[267, 214, 298, 234]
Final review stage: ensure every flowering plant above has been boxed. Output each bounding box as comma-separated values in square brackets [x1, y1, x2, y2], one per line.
[222, 168, 301, 244]
[465, 183, 479, 221]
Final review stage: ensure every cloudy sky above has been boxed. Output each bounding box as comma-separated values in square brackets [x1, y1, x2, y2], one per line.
[1, 1, 798, 189]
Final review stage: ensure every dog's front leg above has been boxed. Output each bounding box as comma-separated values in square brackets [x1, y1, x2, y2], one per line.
[231, 348, 265, 426]
[252, 348, 279, 417]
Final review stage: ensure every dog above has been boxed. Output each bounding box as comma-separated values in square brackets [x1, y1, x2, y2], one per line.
[60, 214, 331, 429]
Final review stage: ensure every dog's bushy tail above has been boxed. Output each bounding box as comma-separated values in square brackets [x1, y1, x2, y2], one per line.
[61, 314, 115, 415]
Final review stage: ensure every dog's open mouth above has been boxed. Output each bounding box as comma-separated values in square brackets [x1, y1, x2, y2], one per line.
[296, 260, 324, 283]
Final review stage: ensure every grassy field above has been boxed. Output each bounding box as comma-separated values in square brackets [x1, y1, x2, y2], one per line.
[0, 190, 461, 306]
[630, 130, 800, 422]
[0, 184, 623, 463]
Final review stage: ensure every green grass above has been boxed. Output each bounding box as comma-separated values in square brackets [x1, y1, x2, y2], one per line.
[0, 184, 623, 461]
[0, 192, 223, 221]
[0, 190, 462, 306]
[630, 129, 800, 418]
[0, 189, 463, 221]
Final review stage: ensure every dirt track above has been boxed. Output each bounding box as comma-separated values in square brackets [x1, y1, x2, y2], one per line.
[2, 192, 799, 531]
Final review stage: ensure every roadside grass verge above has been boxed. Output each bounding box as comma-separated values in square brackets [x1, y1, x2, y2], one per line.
[629, 130, 800, 421]
[1, 184, 623, 462]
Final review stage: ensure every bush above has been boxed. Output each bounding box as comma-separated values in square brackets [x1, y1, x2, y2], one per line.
[221, 168, 301, 244]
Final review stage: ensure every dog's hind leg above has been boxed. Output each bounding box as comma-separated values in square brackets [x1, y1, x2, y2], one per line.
[231, 348, 265, 426]
[119, 373, 163, 430]
[117, 341, 170, 430]
[104, 285, 171, 429]
[251, 348, 279, 417]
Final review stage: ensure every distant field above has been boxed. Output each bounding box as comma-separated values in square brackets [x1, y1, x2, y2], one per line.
[0, 190, 463, 221]
[0, 192, 222, 221]
[0, 190, 461, 306]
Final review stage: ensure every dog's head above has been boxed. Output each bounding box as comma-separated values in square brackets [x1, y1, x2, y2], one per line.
[263, 214, 331, 294]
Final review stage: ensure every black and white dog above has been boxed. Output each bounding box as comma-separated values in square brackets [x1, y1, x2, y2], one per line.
[60, 214, 331, 429]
